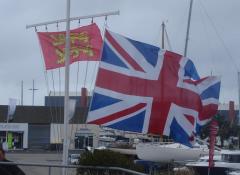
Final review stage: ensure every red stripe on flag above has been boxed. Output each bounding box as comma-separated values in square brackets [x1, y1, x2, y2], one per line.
[199, 104, 218, 121]
[88, 103, 146, 125]
[184, 115, 195, 125]
[105, 31, 145, 72]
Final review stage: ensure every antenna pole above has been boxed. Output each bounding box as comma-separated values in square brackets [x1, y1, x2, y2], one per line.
[184, 0, 194, 57]
[29, 80, 38, 106]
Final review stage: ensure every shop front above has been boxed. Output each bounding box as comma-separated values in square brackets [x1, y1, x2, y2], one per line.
[0, 123, 28, 149]
[75, 128, 93, 149]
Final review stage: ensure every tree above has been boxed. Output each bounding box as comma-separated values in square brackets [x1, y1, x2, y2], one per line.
[201, 114, 240, 148]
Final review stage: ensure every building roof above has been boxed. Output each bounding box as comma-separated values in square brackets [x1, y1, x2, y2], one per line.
[0, 105, 87, 124]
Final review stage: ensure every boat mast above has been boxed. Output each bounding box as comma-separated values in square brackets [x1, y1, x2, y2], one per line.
[238, 72, 240, 126]
[184, 0, 194, 57]
[161, 22, 165, 49]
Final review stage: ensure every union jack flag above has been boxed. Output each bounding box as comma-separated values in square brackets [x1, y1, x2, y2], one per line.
[87, 30, 221, 147]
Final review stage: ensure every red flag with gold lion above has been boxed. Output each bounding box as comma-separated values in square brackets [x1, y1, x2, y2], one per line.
[37, 23, 102, 70]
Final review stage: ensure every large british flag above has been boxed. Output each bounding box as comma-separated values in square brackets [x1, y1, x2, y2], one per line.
[87, 30, 221, 147]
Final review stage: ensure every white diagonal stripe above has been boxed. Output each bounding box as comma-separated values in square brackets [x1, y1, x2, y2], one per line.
[105, 39, 134, 71]
[109, 30, 154, 73]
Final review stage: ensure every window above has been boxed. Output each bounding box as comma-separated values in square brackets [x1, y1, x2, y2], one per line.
[75, 135, 93, 149]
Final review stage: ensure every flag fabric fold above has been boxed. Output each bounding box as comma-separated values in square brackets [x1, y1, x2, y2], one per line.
[37, 23, 103, 70]
[87, 30, 221, 147]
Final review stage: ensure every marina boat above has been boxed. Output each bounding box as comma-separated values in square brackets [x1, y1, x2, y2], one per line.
[98, 129, 137, 155]
[136, 142, 209, 163]
[186, 150, 240, 175]
[99, 138, 137, 155]
[98, 129, 116, 147]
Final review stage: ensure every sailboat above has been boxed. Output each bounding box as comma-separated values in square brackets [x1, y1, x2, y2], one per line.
[136, 142, 209, 163]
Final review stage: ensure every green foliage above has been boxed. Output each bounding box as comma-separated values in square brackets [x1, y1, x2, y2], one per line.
[79, 150, 143, 171]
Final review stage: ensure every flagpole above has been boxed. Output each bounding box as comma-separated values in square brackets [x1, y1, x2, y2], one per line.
[26, 8, 119, 175]
[62, 0, 71, 175]
[5, 111, 9, 151]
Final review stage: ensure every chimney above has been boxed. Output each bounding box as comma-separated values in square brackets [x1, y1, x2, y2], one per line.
[229, 101, 235, 127]
[80, 87, 88, 107]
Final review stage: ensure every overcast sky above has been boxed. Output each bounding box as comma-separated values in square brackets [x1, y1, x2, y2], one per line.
[0, 0, 240, 106]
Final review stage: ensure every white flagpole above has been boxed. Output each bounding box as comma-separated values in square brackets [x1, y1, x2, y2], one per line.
[26, 7, 119, 175]
[62, 0, 71, 174]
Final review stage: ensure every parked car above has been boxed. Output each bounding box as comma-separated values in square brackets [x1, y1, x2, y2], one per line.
[69, 154, 80, 165]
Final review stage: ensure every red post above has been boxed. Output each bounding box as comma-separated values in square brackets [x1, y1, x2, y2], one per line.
[208, 119, 219, 174]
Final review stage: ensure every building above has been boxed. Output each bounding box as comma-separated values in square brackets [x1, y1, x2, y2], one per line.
[0, 98, 238, 150]
[0, 102, 100, 150]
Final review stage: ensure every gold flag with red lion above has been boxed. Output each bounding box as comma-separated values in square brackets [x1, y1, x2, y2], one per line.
[37, 23, 102, 70]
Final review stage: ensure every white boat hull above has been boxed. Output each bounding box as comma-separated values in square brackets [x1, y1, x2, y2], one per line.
[108, 147, 136, 155]
[136, 143, 208, 162]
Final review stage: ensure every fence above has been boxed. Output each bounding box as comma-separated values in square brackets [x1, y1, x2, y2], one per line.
[0, 161, 147, 175]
